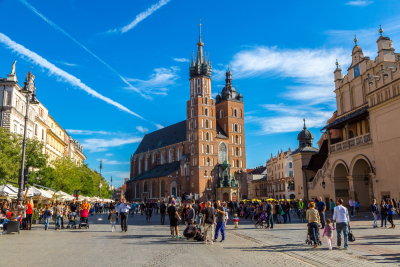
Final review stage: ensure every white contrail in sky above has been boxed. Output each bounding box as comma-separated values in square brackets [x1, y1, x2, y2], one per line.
[18, 0, 149, 99]
[0, 32, 144, 119]
[107, 0, 171, 34]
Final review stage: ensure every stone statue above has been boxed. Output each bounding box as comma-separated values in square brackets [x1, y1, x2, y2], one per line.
[10, 61, 16, 75]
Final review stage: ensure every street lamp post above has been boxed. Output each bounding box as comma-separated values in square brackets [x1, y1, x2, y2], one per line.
[99, 159, 102, 198]
[17, 71, 39, 201]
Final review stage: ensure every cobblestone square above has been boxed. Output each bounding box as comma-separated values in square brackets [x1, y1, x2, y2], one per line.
[1, 211, 399, 267]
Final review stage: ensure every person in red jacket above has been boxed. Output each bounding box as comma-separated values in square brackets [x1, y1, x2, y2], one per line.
[26, 200, 33, 230]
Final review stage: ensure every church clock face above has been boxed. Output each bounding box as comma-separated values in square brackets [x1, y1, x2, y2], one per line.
[218, 143, 227, 163]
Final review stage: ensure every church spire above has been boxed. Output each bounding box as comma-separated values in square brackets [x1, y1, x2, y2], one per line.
[197, 20, 204, 65]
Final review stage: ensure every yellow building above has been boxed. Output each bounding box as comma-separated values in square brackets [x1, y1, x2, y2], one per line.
[45, 115, 67, 164]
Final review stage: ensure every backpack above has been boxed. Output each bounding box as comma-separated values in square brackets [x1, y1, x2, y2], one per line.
[160, 204, 166, 212]
[348, 228, 356, 242]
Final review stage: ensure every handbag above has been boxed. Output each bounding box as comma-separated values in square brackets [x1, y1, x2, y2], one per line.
[348, 228, 356, 242]
[280, 205, 285, 216]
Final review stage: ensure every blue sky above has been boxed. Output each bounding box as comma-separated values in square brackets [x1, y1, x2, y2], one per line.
[1, 0, 399, 187]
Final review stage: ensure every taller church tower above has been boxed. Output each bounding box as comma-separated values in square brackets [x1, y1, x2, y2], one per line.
[186, 23, 219, 199]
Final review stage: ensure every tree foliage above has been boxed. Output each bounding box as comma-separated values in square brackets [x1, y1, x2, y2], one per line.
[0, 128, 112, 198]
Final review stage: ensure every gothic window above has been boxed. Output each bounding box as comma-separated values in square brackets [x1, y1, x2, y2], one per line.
[203, 158, 205, 166]
[191, 98, 194, 106]
[236, 147, 239, 156]
[350, 87, 355, 109]
[205, 120, 209, 128]
[191, 108, 194, 117]
[161, 152, 165, 164]
[218, 143, 227, 163]
[169, 150, 173, 163]
[207, 179, 211, 188]
[202, 132, 204, 140]
[234, 109, 238, 117]
[145, 159, 148, 171]
[160, 180, 165, 198]
[191, 133, 194, 142]
[138, 159, 142, 173]
[239, 136, 242, 144]
[235, 124, 238, 132]
[191, 144, 195, 155]
[205, 108, 208, 116]
[202, 144, 204, 153]
[235, 135, 238, 144]
[206, 132, 210, 141]
[204, 170, 207, 177]
[197, 79, 201, 93]
[152, 180, 156, 198]
[205, 97, 208, 105]
[207, 158, 210, 166]
[206, 145, 210, 154]
[211, 133, 213, 141]
[232, 135, 234, 143]
[211, 145, 214, 154]
[135, 183, 139, 198]
[289, 162, 293, 168]
[210, 120, 213, 129]
[240, 147, 242, 156]
[143, 181, 147, 192]
[236, 160, 239, 167]
[220, 110, 224, 118]
[177, 147, 181, 160]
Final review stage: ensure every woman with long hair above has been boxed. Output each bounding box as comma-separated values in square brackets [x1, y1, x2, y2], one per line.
[26, 199, 33, 230]
[388, 199, 396, 229]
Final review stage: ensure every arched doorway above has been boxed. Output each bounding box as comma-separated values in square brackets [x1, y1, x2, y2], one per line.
[333, 162, 349, 204]
[351, 158, 372, 208]
[223, 193, 229, 202]
[171, 187, 176, 197]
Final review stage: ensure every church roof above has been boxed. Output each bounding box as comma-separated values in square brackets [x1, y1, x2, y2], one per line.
[133, 120, 186, 155]
[128, 161, 181, 182]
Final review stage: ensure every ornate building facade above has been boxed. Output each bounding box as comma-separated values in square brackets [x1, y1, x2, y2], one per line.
[0, 66, 86, 166]
[293, 28, 400, 209]
[126, 26, 247, 202]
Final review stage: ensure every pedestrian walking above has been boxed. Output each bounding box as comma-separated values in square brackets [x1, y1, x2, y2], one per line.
[349, 197, 355, 217]
[109, 209, 117, 232]
[317, 197, 326, 229]
[118, 198, 130, 232]
[55, 202, 63, 230]
[306, 202, 320, 248]
[44, 206, 52, 230]
[160, 201, 166, 225]
[388, 199, 396, 229]
[330, 199, 335, 215]
[187, 203, 195, 225]
[322, 219, 334, 250]
[371, 199, 378, 228]
[214, 200, 226, 242]
[266, 200, 273, 229]
[167, 198, 181, 238]
[202, 201, 215, 244]
[233, 213, 239, 228]
[380, 200, 388, 227]
[333, 199, 350, 250]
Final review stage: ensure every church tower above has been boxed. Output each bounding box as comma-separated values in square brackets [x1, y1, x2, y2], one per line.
[186, 23, 218, 199]
[215, 66, 246, 175]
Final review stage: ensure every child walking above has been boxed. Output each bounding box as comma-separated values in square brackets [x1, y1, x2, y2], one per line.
[322, 219, 335, 250]
[233, 213, 239, 228]
[108, 209, 117, 232]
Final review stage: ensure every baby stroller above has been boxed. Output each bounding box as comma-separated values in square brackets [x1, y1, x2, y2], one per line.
[79, 209, 89, 229]
[67, 212, 78, 229]
[255, 212, 268, 229]
[306, 224, 322, 246]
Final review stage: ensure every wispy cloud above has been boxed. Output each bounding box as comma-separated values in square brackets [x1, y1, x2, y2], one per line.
[56, 61, 78, 67]
[0, 32, 144, 119]
[173, 58, 189, 62]
[344, 0, 373, 6]
[106, 0, 171, 34]
[66, 129, 114, 135]
[105, 153, 113, 157]
[247, 104, 332, 134]
[18, 0, 150, 99]
[224, 46, 350, 104]
[82, 136, 142, 153]
[155, 124, 164, 129]
[136, 126, 148, 133]
[103, 171, 131, 180]
[97, 158, 130, 165]
[126, 67, 179, 96]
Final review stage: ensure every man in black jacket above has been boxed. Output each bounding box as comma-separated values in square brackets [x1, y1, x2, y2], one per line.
[160, 201, 166, 225]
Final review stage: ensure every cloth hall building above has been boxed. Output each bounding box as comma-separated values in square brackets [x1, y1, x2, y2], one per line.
[126, 26, 247, 202]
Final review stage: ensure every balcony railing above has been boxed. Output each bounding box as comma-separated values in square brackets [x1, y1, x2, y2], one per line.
[330, 133, 371, 153]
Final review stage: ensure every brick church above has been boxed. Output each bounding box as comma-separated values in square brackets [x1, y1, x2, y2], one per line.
[125, 25, 247, 202]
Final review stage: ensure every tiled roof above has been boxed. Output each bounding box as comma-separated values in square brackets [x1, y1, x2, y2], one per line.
[246, 169, 254, 174]
[322, 106, 368, 130]
[216, 122, 228, 139]
[248, 167, 266, 174]
[128, 161, 181, 182]
[134, 120, 186, 155]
